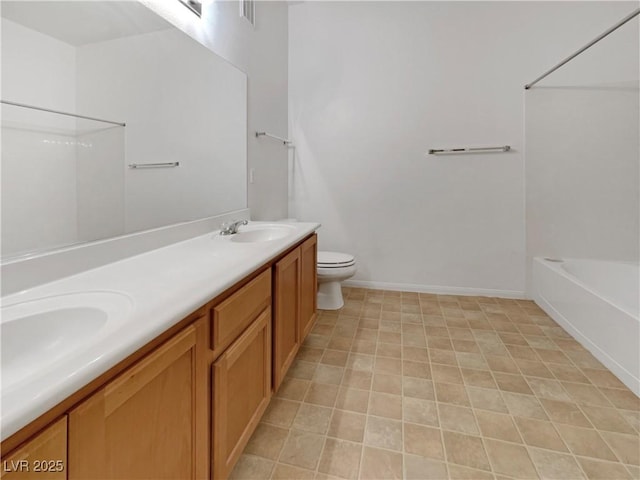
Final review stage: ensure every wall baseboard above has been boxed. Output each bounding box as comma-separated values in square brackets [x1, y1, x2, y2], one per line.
[343, 279, 527, 300]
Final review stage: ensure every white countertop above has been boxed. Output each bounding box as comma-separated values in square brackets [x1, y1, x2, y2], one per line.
[0, 221, 319, 441]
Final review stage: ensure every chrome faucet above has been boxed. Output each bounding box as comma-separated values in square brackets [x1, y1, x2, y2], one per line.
[220, 219, 248, 235]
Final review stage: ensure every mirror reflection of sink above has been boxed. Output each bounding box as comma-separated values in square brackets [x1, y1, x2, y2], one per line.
[230, 224, 296, 243]
[1, 291, 133, 390]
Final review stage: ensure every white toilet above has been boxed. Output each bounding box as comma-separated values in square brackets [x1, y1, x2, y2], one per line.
[317, 251, 357, 310]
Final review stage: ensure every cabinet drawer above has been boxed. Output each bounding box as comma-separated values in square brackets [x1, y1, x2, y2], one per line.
[211, 269, 271, 355]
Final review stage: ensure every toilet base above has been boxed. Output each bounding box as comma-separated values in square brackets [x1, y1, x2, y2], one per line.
[317, 280, 345, 310]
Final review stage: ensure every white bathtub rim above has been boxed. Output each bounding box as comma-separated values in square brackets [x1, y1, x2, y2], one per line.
[534, 257, 639, 320]
[534, 289, 640, 397]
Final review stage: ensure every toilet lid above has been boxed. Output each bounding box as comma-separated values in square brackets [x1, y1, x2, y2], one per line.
[318, 251, 355, 267]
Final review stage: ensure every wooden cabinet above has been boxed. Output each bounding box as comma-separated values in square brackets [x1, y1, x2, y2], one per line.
[273, 248, 301, 391]
[273, 234, 318, 392]
[299, 234, 318, 341]
[1, 417, 67, 480]
[68, 320, 208, 480]
[2, 233, 317, 480]
[212, 308, 271, 480]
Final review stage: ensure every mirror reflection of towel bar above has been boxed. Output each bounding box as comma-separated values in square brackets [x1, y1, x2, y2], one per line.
[428, 146, 511, 155]
[128, 162, 180, 169]
[255, 131, 292, 146]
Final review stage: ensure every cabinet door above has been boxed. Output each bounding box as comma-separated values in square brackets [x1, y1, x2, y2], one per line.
[68, 320, 208, 480]
[1, 417, 67, 480]
[299, 234, 318, 342]
[272, 248, 301, 391]
[212, 308, 271, 480]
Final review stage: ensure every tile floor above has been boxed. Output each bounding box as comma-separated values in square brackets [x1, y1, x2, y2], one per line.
[230, 288, 640, 479]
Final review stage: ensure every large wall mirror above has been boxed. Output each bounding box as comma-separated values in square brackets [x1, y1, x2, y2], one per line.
[1, 1, 247, 259]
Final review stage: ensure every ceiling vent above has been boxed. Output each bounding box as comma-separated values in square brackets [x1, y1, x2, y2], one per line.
[240, 0, 255, 27]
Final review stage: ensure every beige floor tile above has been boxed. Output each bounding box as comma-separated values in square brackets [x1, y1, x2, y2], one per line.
[548, 364, 591, 384]
[502, 392, 549, 420]
[435, 382, 471, 407]
[369, 392, 403, 420]
[288, 360, 318, 380]
[526, 377, 571, 402]
[317, 438, 362, 480]
[321, 349, 349, 367]
[555, 424, 618, 461]
[402, 360, 432, 379]
[262, 399, 301, 427]
[599, 388, 640, 411]
[293, 404, 333, 434]
[335, 387, 370, 413]
[625, 464, 639, 478]
[328, 335, 355, 352]
[376, 343, 402, 359]
[475, 410, 522, 443]
[245, 423, 290, 460]
[298, 347, 325, 363]
[619, 409, 640, 433]
[342, 369, 373, 390]
[484, 439, 538, 478]
[403, 397, 439, 427]
[279, 430, 326, 470]
[485, 355, 520, 374]
[345, 353, 376, 372]
[403, 377, 436, 400]
[271, 463, 316, 480]
[581, 368, 627, 389]
[372, 373, 402, 395]
[313, 365, 345, 385]
[442, 431, 491, 471]
[432, 364, 464, 384]
[378, 331, 401, 345]
[327, 410, 366, 443]
[364, 416, 403, 451]
[581, 405, 636, 434]
[438, 404, 479, 435]
[452, 339, 480, 353]
[429, 348, 458, 366]
[359, 447, 403, 480]
[539, 398, 591, 427]
[446, 464, 493, 479]
[528, 448, 585, 479]
[494, 372, 535, 395]
[455, 352, 489, 370]
[562, 382, 614, 408]
[577, 458, 633, 480]
[461, 368, 497, 389]
[514, 417, 568, 452]
[506, 344, 538, 361]
[534, 348, 573, 365]
[277, 378, 311, 401]
[352, 340, 377, 355]
[304, 383, 339, 407]
[600, 431, 640, 465]
[374, 357, 402, 375]
[403, 346, 429, 362]
[403, 422, 445, 459]
[404, 455, 448, 480]
[448, 328, 476, 341]
[467, 386, 508, 413]
[230, 454, 275, 480]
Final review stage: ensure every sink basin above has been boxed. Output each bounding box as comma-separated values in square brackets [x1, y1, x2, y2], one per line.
[1, 291, 133, 390]
[230, 224, 295, 243]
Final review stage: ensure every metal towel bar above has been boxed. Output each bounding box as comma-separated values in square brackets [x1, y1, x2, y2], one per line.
[428, 145, 511, 155]
[255, 131, 292, 146]
[128, 162, 180, 169]
[1, 99, 126, 127]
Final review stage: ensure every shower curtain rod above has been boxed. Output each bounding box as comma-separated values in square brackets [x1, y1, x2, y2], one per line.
[524, 8, 640, 90]
[0, 100, 126, 127]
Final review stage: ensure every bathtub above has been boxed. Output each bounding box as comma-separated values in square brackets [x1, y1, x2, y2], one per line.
[532, 257, 639, 396]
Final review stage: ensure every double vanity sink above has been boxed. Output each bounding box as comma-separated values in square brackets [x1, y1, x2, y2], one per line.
[0, 221, 317, 442]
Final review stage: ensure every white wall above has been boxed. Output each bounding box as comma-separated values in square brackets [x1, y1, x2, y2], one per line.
[141, 0, 289, 221]
[1, 19, 78, 256]
[525, 10, 639, 289]
[288, 1, 638, 297]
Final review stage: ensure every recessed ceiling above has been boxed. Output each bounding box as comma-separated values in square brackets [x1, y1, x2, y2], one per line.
[1, 1, 172, 46]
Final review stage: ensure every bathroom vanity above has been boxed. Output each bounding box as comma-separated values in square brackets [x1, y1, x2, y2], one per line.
[0, 224, 318, 480]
